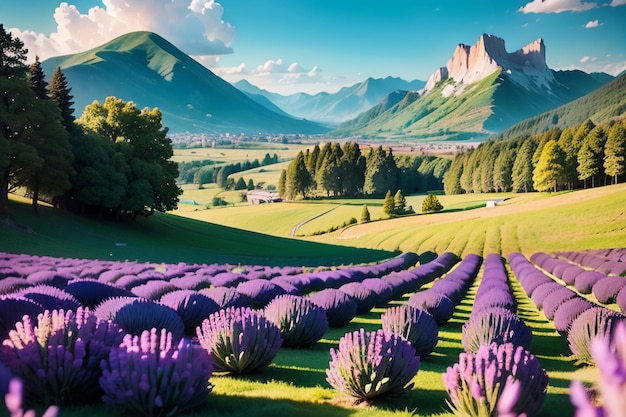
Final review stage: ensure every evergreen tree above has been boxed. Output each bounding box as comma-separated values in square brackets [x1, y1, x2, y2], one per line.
[393, 189, 407, 215]
[340, 142, 365, 196]
[247, 178, 255, 191]
[557, 126, 578, 190]
[234, 177, 247, 190]
[577, 125, 606, 188]
[0, 24, 28, 78]
[533, 140, 565, 192]
[48, 66, 75, 131]
[278, 169, 287, 197]
[444, 152, 466, 195]
[512, 138, 537, 192]
[604, 121, 626, 184]
[307, 144, 320, 178]
[28, 58, 48, 99]
[364, 146, 398, 196]
[493, 143, 515, 192]
[479, 142, 497, 193]
[422, 194, 443, 213]
[285, 151, 312, 199]
[360, 204, 371, 223]
[382, 190, 395, 217]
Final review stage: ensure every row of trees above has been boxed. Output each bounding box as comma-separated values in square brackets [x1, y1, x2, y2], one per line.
[443, 118, 626, 194]
[278, 142, 450, 200]
[177, 153, 279, 186]
[0, 26, 181, 218]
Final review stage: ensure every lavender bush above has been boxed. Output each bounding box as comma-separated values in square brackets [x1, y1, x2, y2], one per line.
[618, 286, 626, 314]
[461, 307, 533, 353]
[236, 280, 287, 308]
[407, 291, 455, 325]
[0, 308, 124, 406]
[381, 305, 439, 357]
[199, 286, 251, 309]
[264, 294, 328, 347]
[196, 307, 282, 374]
[15, 285, 81, 312]
[64, 279, 136, 308]
[338, 282, 377, 314]
[361, 278, 394, 307]
[100, 328, 213, 417]
[552, 297, 594, 334]
[326, 328, 420, 405]
[3, 379, 59, 417]
[112, 299, 185, 342]
[0, 297, 44, 341]
[443, 343, 548, 417]
[592, 276, 626, 304]
[159, 290, 221, 336]
[567, 306, 626, 365]
[308, 288, 358, 327]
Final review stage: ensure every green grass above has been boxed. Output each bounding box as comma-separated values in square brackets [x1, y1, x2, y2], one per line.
[0, 196, 394, 267]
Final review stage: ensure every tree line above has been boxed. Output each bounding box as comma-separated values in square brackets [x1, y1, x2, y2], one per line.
[0, 26, 181, 219]
[178, 153, 279, 186]
[443, 117, 626, 194]
[278, 141, 450, 200]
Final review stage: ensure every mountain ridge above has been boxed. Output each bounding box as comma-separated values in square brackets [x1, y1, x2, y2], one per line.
[42, 31, 329, 135]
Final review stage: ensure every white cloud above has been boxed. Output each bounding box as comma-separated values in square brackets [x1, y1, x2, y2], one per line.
[580, 56, 591, 62]
[610, 0, 626, 5]
[585, 20, 602, 28]
[8, 0, 236, 63]
[518, 0, 597, 13]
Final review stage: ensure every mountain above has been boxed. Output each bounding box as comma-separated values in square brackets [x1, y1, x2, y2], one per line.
[494, 72, 626, 141]
[332, 34, 613, 141]
[234, 76, 425, 124]
[41, 31, 329, 135]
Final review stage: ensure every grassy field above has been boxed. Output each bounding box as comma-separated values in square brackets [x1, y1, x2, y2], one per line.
[172, 144, 307, 165]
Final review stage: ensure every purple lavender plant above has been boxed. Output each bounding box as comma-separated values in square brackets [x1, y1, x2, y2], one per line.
[199, 286, 252, 309]
[567, 306, 626, 365]
[264, 294, 328, 347]
[326, 328, 420, 405]
[592, 276, 626, 304]
[361, 278, 394, 307]
[0, 308, 124, 406]
[15, 285, 81, 312]
[443, 343, 548, 417]
[64, 279, 136, 309]
[308, 288, 358, 327]
[552, 297, 594, 334]
[338, 282, 377, 314]
[0, 296, 44, 341]
[461, 307, 532, 353]
[100, 328, 213, 416]
[407, 291, 455, 325]
[196, 307, 282, 374]
[236, 279, 287, 308]
[112, 298, 185, 342]
[574, 271, 607, 294]
[3, 378, 59, 417]
[159, 290, 221, 336]
[381, 305, 439, 357]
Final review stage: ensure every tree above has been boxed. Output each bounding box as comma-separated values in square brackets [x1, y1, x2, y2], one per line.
[48, 66, 75, 131]
[577, 126, 606, 188]
[364, 146, 398, 196]
[247, 178, 255, 191]
[533, 140, 565, 192]
[422, 194, 443, 213]
[604, 121, 626, 184]
[0, 24, 28, 78]
[393, 189, 407, 215]
[360, 204, 371, 223]
[234, 177, 246, 190]
[77, 96, 181, 217]
[512, 138, 537, 192]
[285, 151, 312, 199]
[278, 169, 287, 197]
[493, 143, 515, 192]
[444, 153, 466, 195]
[382, 190, 395, 217]
[27, 58, 48, 99]
[340, 142, 365, 196]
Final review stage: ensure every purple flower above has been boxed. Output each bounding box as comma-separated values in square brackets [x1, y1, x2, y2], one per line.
[338, 282, 377, 315]
[592, 277, 626, 304]
[381, 305, 439, 357]
[407, 291, 455, 325]
[4, 378, 59, 417]
[264, 294, 328, 347]
[326, 328, 420, 405]
[159, 290, 220, 336]
[568, 307, 626, 365]
[462, 307, 533, 353]
[236, 279, 287, 308]
[199, 286, 251, 309]
[64, 279, 135, 309]
[308, 288, 358, 328]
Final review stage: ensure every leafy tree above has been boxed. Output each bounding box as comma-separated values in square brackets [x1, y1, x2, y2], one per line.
[360, 204, 371, 223]
[48, 66, 75, 131]
[316, 143, 343, 196]
[422, 194, 443, 213]
[533, 140, 565, 192]
[247, 178, 255, 191]
[512, 138, 537, 192]
[444, 152, 466, 195]
[0, 24, 28, 78]
[577, 125, 606, 188]
[364, 146, 398, 196]
[492, 143, 515, 192]
[234, 177, 247, 190]
[382, 190, 395, 217]
[285, 151, 312, 199]
[340, 142, 365, 196]
[77, 96, 181, 217]
[604, 121, 626, 184]
[393, 190, 407, 215]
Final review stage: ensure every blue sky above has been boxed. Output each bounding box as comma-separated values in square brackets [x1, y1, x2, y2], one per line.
[2, 0, 625, 94]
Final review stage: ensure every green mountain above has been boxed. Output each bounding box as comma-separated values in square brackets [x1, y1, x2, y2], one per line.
[41, 31, 329, 135]
[493, 72, 626, 141]
[331, 34, 612, 142]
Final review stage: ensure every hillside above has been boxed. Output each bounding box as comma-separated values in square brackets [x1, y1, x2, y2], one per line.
[333, 34, 611, 141]
[41, 31, 329, 135]
[0, 196, 393, 266]
[235, 76, 425, 124]
[493, 72, 626, 141]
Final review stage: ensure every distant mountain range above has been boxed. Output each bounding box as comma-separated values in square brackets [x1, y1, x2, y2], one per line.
[234, 77, 425, 125]
[41, 31, 328, 135]
[332, 34, 614, 141]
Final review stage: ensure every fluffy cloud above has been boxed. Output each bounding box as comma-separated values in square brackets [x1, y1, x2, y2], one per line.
[9, 0, 236, 63]
[610, 0, 626, 5]
[518, 0, 597, 13]
[585, 19, 601, 28]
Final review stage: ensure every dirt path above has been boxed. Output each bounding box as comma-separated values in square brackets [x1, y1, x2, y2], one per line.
[290, 205, 341, 237]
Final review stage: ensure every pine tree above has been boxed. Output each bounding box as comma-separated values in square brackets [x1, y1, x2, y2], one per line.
[577, 125, 606, 188]
[382, 190, 395, 217]
[247, 178, 255, 191]
[393, 189, 406, 215]
[360, 204, 371, 223]
[28, 58, 48, 99]
[422, 194, 443, 213]
[512, 138, 537, 192]
[285, 151, 312, 199]
[0, 24, 28, 78]
[444, 152, 466, 195]
[48, 66, 76, 131]
[493, 143, 515, 192]
[533, 140, 565, 192]
[278, 169, 287, 197]
[604, 121, 626, 184]
[235, 177, 247, 190]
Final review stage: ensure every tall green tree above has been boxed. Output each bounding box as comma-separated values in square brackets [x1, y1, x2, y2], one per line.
[533, 140, 565, 192]
[48, 66, 75, 131]
[278, 169, 287, 197]
[493, 142, 515, 192]
[577, 125, 606, 188]
[604, 121, 626, 184]
[285, 151, 312, 199]
[422, 194, 443, 213]
[340, 142, 365, 196]
[364, 146, 398, 196]
[511, 138, 537, 192]
[360, 204, 371, 223]
[393, 189, 407, 215]
[77, 96, 181, 217]
[382, 190, 394, 217]
[444, 152, 466, 195]
[28, 58, 48, 99]
[0, 24, 28, 78]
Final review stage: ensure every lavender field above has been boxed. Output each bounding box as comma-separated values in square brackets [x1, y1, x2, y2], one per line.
[1, 248, 625, 417]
